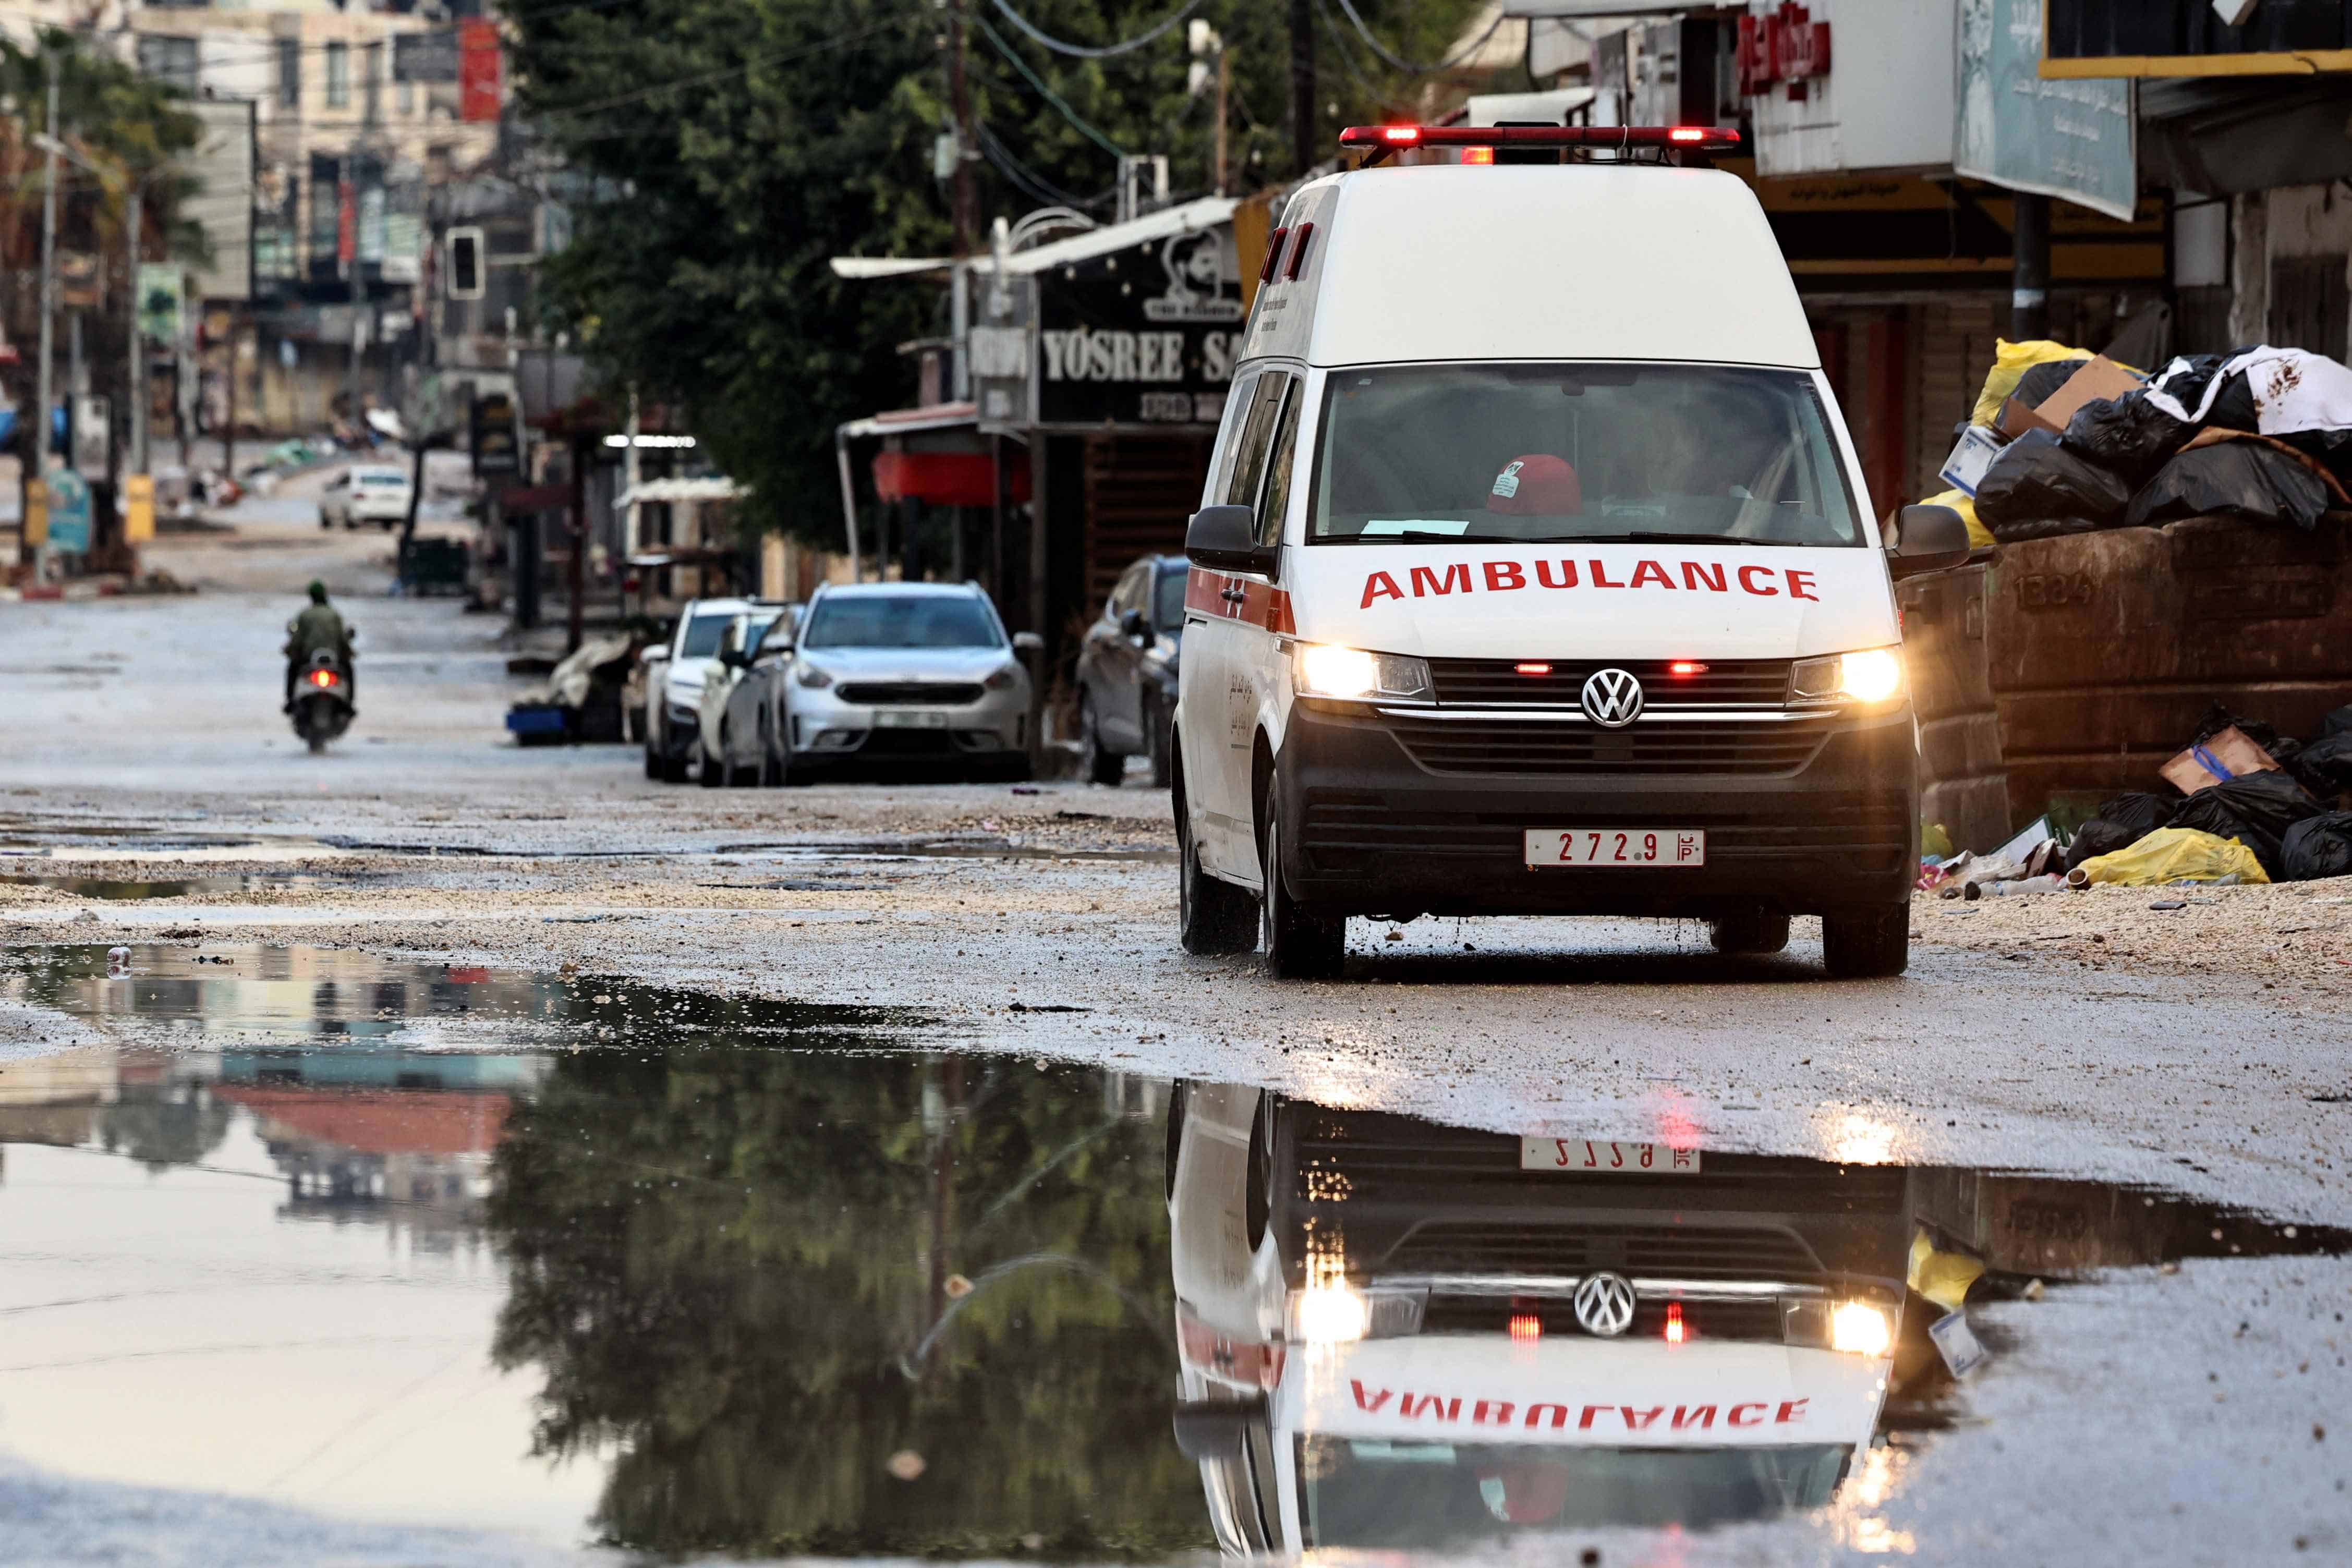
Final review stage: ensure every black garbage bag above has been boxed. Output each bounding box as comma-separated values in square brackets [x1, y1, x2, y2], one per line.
[2320, 704, 2352, 740]
[2282, 812, 2352, 880]
[2066, 817, 2145, 872]
[2122, 441, 2332, 532]
[2190, 701, 2283, 754]
[2015, 356, 2091, 409]
[2144, 354, 2260, 430]
[1975, 429, 2134, 541]
[2097, 791, 2179, 840]
[2293, 734, 2352, 800]
[2165, 769, 2327, 878]
[2062, 391, 2196, 487]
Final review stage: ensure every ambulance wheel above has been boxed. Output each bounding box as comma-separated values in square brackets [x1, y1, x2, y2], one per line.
[1259, 804, 1345, 980]
[1709, 908, 1791, 955]
[1822, 905, 1910, 979]
[1176, 765, 1257, 955]
[1080, 691, 1123, 786]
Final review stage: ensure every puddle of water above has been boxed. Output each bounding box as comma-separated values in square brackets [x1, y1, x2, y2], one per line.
[2, 874, 374, 901]
[0, 947, 2342, 1561]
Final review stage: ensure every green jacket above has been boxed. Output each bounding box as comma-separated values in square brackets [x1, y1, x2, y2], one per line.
[285, 603, 352, 662]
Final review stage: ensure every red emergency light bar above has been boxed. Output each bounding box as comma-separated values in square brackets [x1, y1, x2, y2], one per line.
[1340, 124, 1741, 164]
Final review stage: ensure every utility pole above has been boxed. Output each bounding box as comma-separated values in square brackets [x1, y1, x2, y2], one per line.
[2011, 192, 2051, 342]
[947, 0, 976, 257]
[34, 64, 58, 481]
[1289, 0, 1315, 176]
[1217, 47, 1231, 196]
[126, 182, 144, 478]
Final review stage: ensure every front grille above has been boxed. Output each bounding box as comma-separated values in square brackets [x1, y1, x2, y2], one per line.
[1385, 1222, 1826, 1283]
[855, 729, 960, 756]
[1420, 1297, 1789, 1342]
[1428, 657, 1792, 709]
[835, 682, 984, 706]
[1386, 715, 1834, 776]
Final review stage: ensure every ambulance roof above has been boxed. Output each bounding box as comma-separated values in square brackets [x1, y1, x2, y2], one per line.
[1272, 164, 1817, 372]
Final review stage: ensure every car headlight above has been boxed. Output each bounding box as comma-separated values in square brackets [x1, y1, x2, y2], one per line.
[1791, 647, 1905, 705]
[1292, 643, 1433, 702]
[1284, 1283, 1427, 1344]
[983, 662, 1021, 691]
[1829, 1300, 1894, 1357]
[795, 663, 834, 689]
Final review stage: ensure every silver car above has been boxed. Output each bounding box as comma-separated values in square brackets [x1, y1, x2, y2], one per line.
[773, 582, 1040, 783]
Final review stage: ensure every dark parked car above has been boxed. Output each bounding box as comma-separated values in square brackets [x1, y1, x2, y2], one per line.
[1074, 553, 1187, 787]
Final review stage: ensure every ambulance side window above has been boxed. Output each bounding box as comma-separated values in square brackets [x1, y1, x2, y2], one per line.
[1222, 373, 1289, 509]
[1254, 377, 1302, 549]
[1208, 370, 1264, 506]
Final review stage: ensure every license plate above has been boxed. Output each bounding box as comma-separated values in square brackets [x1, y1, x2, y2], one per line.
[873, 711, 952, 729]
[1525, 828, 1704, 867]
[1520, 1138, 1702, 1174]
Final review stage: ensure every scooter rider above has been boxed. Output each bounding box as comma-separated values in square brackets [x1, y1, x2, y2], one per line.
[284, 580, 356, 711]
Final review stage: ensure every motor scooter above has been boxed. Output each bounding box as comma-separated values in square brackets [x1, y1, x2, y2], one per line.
[291, 649, 355, 753]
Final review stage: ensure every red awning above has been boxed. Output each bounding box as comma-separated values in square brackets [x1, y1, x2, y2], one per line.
[872, 450, 1031, 508]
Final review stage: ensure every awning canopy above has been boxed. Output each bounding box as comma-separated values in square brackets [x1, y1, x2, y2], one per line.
[872, 449, 1030, 508]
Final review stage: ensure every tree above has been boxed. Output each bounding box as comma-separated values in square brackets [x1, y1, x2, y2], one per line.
[505, 0, 1494, 547]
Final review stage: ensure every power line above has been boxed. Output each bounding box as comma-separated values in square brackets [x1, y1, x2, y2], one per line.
[526, 14, 913, 127]
[1329, 0, 1509, 76]
[971, 15, 1126, 161]
[986, 0, 1202, 60]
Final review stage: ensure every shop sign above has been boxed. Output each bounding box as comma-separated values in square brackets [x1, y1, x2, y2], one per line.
[1036, 225, 1242, 426]
[1957, 0, 2136, 223]
[45, 468, 91, 554]
[1737, 4, 1832, 101]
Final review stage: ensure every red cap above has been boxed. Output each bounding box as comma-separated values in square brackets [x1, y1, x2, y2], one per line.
[1486, 454, 1582, 516]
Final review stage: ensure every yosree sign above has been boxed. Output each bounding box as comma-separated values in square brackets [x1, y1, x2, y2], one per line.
[1035, 225, 1242, 426]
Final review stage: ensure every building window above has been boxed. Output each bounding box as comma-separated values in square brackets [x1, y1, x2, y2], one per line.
[397, 78, 416, 117]
[277, 38, 301, 108]
[363, 42, 382, 123]
[325, 43, 349, 110]
[136, 35, 200, 96]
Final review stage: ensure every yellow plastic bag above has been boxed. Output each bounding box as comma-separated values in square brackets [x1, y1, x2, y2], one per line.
[2067, 827, 2270, 888]
[1969, 338, 2093, 427]
[1920, 487, 1996, 551]
[1908, 1230, 1986, 1312]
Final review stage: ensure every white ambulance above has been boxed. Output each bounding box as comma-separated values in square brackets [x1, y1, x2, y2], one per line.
[1166, 1083, 1911, 1553]
[1173, 125, 1970, 979]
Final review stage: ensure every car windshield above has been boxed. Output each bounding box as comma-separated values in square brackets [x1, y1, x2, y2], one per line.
[676, 612, 738, 659]
[1310, 364, 1861, 547]
[358, 472, 407, 487]
[801, 594, 1002, 650]
[1297, 1437, 1847, 1548]
[1153, 569, 1186, 630]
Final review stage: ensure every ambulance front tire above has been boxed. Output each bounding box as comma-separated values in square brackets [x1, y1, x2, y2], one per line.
[1175, 752, 1257, 955]
[1258, 789, 1345, 981]
[1822, 904, 1911, 979]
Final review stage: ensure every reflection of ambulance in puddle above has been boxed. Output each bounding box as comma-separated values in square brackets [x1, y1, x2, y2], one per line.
[1167, 1086, 1911, 1553]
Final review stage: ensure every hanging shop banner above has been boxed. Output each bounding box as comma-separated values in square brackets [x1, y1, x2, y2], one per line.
[45, 468, 91, 553]
[1035, 224, 1242, 427]
[1956, 0, 2136, 222]
[459, 20, 502, 125]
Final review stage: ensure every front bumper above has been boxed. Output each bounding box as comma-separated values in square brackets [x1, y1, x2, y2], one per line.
[1278, 700, 1918, 919]
[787, 685, 1027, 761]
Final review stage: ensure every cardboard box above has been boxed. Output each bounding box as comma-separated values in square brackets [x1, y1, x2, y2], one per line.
[1937, 424, 2007, 496]
[1996, 392, 2059, 440]
[2159, 724, 2280, 795]
[2032, 355, 2145, 432]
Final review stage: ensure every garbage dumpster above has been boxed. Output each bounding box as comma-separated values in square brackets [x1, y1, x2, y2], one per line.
[1897, 559, 2009, 854]
[1986, 512, 2352, 817]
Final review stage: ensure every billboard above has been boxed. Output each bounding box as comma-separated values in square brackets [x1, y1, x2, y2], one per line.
[1956, 0, 2136, 222]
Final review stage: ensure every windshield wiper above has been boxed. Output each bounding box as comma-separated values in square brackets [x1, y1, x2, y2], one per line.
[1555, 531, 1814, 548]
[1325, 530, 1533, 544]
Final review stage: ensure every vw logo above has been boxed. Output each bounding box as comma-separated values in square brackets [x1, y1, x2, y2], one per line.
[1572, 1271, 1637, 1337]
[1581, 668, 1645, 728]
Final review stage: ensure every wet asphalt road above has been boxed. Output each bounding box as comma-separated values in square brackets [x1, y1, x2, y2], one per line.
[1, 505, 2348, 1563]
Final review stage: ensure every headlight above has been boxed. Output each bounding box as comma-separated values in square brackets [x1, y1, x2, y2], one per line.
[795, 663, 834, 690]
[983, 662, 1021, 691]
[1791, 647, 1905, 705]
[1829, 1300, 1893, 1356]
[1292, 643, 1433, 702]
[1284, 1283, 1427, 1344]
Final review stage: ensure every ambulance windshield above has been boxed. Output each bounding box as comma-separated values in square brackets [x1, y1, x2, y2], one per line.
[1309, 364, 1862, 547]
[1296, 1435, 1848, 1547]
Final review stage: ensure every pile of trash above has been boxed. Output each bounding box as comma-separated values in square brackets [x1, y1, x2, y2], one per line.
[1924, 340, 2352, 546]
[1920, 700, 2352, 894]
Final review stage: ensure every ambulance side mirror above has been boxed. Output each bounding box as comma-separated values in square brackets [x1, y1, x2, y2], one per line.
[1186, 504, 1275, 577]
[1172, 1396, 1269, 1462]
[1887, 504, 1973, 579]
